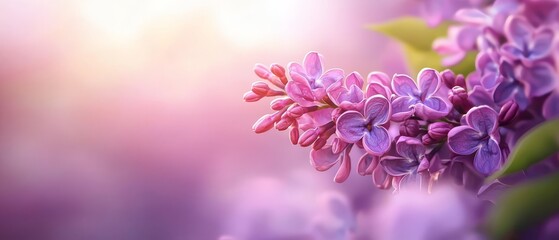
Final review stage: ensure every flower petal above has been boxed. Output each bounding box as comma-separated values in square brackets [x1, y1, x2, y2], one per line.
[381, 158, 417, 177]
[392, 74, 419, 97]
[448, 126, 483, 155]
[529, 28, 554, 60]
[505, 16, 533, 49]
[303, 52, 323, 80]
[466, 106, 498, 134]
[395, 136, 426, 161]
[415, 96, 449, 120]
[320, 68, 344, 89]
[391, 96, 417, 121]
[285, 80, 316, 107]
[365, 82, 391, 99]
[364, 95, 391, 125]
[500, 43, 524, 60]
[493, 79, 517, 105]
[474, 138, 501, 175]
[288, 62, 305, 78]
[310, 146, 340, 171]
[362, 126, 390, 155]
[418, 68, 440, 98]
[334, 149, 352, 183]
[372, 163, 391, 189]
[345, 71, 364, 88]
[367, 71, 390, 86]
[357, 153, 378, 176]
[521, 62, 556, 97]
[454, 8, 492, 25]
[335, 111, 367, 143]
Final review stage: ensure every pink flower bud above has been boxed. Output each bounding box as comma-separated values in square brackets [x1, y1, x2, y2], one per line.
[312, 137, 328, 150]
[299, 128, 319, 147]
[254, 64, 272, 79]
[287, 104, 309, 118]
[275, 117, 293, 131]
[499, 100, 519, 125]
[251, 81, 271, 96]
[289, 125, 299, 145]
[427, 122, 453, 140]
[270, 63, 288, 85]
[252, 113, 279, 133]
[254, 64, 284, 88]
[270, 97, 294, 111]
[399, 119, 420, 137]
[243, 91, 264, 102]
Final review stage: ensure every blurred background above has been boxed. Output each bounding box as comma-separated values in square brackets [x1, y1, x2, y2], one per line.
[0, 0, 437, 239]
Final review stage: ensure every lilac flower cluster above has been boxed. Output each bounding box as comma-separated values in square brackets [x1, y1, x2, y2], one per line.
[245, 51, 516, 192]
[244, 1, 559, 193]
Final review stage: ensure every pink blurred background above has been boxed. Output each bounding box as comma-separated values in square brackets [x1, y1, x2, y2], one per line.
[0, 0, 429, 239]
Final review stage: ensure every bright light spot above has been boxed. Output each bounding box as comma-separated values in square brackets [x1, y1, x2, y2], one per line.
[79, 0, 205, 43]
[215, 0, 298, 47]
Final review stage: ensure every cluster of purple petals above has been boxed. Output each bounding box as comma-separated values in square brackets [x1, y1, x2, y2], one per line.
[244, 50, 549, 192]
[433, 0, 559, 185]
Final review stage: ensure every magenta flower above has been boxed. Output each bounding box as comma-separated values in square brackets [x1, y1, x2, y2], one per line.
[448, 106, 502, 175]
[285, 52, 344, 107]
[336, 96, 391, 156]
[327, 71, 365, 109]
[381, 136, 429, 189]
[501, 16, 555, 64]
[391, 69, 450, 121]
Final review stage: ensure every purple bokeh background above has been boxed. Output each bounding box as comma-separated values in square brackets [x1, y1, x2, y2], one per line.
[0, 1, 460, 239]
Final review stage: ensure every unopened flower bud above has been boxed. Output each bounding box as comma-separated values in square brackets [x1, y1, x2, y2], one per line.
[289, 125, 299, 145]
[243, 91, 264, 102]
[441, 69, 466, 89]
[455, 74, 466, 89]
[251, 81, 271, 96]
[399, 119, 420, 137]
[254, 64, 285, 88]
[499, 100, 519, 125]
[427, 122, 453, 140]
[441, 69, 456, 88]
[299, 128, 320, 147]
[252, 112, 280, 133]
[254, 64, 272, 79]
[270, 97, 294, 111]
[287, 105, 317, 118]
[421, 134, 437, 145]
[449, 86, 473, 113]
[312, 137, 328, 150]
[270, 63, 288, 85]
[276, 117, 294, 131]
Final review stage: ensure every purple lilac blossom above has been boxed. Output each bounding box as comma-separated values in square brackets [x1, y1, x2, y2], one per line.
[448, 106, 502, 175]
[285, 52, 344, 107]
[391, 68, 450, 121]
[381, 137, 430, 190]
[501, 15, 555, 65]
[336, 96, 391, 156]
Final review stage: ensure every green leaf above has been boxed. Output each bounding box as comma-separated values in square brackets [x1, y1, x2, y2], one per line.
[488, 119, 559, 181]
[368, 17, 475, 76]
[485, 172, 559, 239]
[367, 17, 450, 51]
